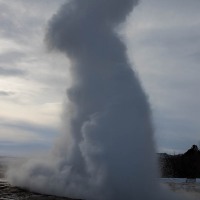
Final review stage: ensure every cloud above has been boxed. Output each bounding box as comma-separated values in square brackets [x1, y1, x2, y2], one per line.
[0, 117, 58, 141]
[0, 0, 199, 156]
[0, 141, 52, 156]
[0, 51, 26, 64]
[0, 0, 69, 101]
[122, 0, 200, 153]
[0, 116, 58, 155]
[0, 1, 68, 157]
[0, 0, 66, 44]
[0, 129, 41, 143]
[0, 67, 26, 77]
[0, 90, 14, 96]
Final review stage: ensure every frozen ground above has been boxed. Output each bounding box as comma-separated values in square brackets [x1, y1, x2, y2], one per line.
[160, 178, 200, 199]
[160, 178, 200, 184]
[2, 177, 200, 200]
[1, 157, 200, 200]
[0, 157, 80, 200]
[0, 178, 77, 200]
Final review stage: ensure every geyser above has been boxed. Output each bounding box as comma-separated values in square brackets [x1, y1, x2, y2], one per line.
[7, 0, 183, 200]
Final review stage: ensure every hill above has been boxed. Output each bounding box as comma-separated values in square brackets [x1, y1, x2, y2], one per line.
[159, 145, 200, 178]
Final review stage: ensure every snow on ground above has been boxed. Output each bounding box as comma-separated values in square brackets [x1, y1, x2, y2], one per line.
[1, 157, 200, 199]
[160, 178, 200, 183]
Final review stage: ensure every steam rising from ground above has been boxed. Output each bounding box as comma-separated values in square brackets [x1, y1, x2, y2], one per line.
[7, 0, 185, 199]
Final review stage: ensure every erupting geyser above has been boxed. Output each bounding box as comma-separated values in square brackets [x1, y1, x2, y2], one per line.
[7, 0, 183, 200]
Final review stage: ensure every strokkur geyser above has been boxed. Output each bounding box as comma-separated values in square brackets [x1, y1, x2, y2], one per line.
[7, 0, 183, 200]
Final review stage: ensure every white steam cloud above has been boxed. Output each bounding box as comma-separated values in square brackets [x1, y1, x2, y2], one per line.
[7, 0, 186, 200]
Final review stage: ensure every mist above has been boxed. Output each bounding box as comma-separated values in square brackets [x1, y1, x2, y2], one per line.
[7, 0, 186, 199]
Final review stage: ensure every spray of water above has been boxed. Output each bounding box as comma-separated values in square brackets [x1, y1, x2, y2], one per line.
[7, 0, 185, 199]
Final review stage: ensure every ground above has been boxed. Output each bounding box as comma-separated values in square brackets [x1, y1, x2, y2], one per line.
[0, 179, 73, 200]
[1, 157, 200, 200]
[0, 157, 78, 200]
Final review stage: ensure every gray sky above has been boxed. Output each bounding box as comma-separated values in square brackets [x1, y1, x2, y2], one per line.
[0, 0, 199, 155]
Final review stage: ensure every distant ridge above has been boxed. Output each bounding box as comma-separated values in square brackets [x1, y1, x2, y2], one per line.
[159, 145, 200, 178]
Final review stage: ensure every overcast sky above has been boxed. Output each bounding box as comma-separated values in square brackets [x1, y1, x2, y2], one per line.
[0, 0, 199, 156]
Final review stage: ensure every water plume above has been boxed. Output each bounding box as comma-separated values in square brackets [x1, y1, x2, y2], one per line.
[7, 0, 185, 199]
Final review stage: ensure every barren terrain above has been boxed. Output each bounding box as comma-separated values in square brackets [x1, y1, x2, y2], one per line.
[1, 157, 200, 200]
[0, 157, 78, 200]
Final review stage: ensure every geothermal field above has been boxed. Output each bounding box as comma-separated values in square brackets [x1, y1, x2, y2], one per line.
[1, 158, 200, 200]
[0, 0, 199, 200]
